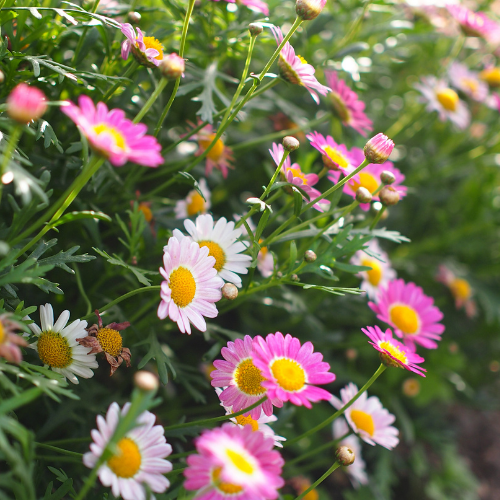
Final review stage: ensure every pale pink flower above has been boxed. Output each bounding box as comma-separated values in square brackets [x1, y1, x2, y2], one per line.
[446, 4, 500, 42]
[0, 314, 27, 364]
[120, 23, 164, 67]
[448, 62, 489, 102]
[174, 178, 211, 219]
[436, 264, 477, 318]
[7, 83, 47, 123]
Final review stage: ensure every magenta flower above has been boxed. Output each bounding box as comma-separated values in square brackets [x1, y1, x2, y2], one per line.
[493, 93, 500, 112]
[306, 131, 354, 173]
[184, 423, 284, 499]
[252, 332, 335, 408]
[362, 325, 426, 376]
[364, 133, 395, 164]
[211, 335, 283, 419]
[120, 23, 164, 67]
[7, 83, 47, 123]
[270, 26, 331, 104]
[270, 142, 330, 212]
[446, 4, 500, 41]
[369, 279, 445, 350]
[240, 0, 269, 15]
[62, 95, 163, 167]
[324, 71, 373, 136]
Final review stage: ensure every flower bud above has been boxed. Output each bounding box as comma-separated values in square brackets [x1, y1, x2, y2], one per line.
[283, 136, 300, 152]
[0, 70, 5, 84]
[134, 370, 159, 392]
[7, 83, 47, 123]
[304, 250, 317, 263]
[222, 283, 238, 300]
[128, 11, 141, 24]
[248, 23, 263, 37]
[364, 133, 394, 164]
[379, 186, 400, 206]
[355, 186, 372, 204]
[380, 170, 395, 185]
[160, 53, 185, 80]
[291, 274, 300, 282]
[336, 445, 355, 466]
[295, 0, 327, 21]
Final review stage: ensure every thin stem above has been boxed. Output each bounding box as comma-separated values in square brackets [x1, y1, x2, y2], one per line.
[102, 61, 139, 102]
[370, 206, 386, 230]
[0, 124, 23, 205]
[134, 78, 169, 124]
[261, 149, 289, 200]
[35, 443, 83, 458]
[285, 364, 386, 447]
[295, 462, 341, 500]
[73, 264, 92, 316]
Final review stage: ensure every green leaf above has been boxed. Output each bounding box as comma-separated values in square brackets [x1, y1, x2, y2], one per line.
[288, 240, 297, 274]
[137, 333, 175, 384]
[37, 245, 96, 274]
[254, 207, 271, 241]
[50, 210, 112, 229]
[292, 187, 303, 217]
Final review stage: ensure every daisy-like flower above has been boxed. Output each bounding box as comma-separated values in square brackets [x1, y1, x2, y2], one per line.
[414, 75, 470, 130]
[330, 383, 399, 449]
[175, 214, 252, 288]
[158, 234, 223, 334]
[25, 304, 98, 384]
[368, 278, 445, 350]
[215, 388, 286, 447]
[239, 0, 269, 15]
[252, 332, 335, 408]
[333, 419, 368, 488]
[83, 402, 172, 500]
[61, 95, 163, 167]
[480, 66, 500, 88]
[337, 147, 406, 211]
[77, 310, 131, 376]
[189, 122, 234, 178]
[306, 131, 354, 173]
[448, 62, 489, 102]
[184, 423, 284, 499]
[270, 26, 331, 104]
[362, 325, 426, 376]
[0, 314, 28, 364]
[436, 264, 477, 318]
[211, 335, 283, 419]
[446, 4, 500, 41]
[174, 178, 211, 219]
[324, 71, 373, 136]
[350, 239, 396, 299]
[120, 23, 164, 67]
[270, 143, 330, 212]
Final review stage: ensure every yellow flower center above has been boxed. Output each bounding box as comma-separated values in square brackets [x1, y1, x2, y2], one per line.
[37, 331, 72, 368]
[350, 409, 375, 436]
[271, 358, 306, 392]
[379, 340, 408, 365]
[234, 358, 266, 396]
[390, 304, 419, 335]
[235, 414, 259, 432]
[212, 467, 244, 495]
[226, 449, 255, 474]
[297, 54, 308, 64]
[480, 67, 500, 86]
[322, 146, 349, 170]
[361, 258, 382, 286]
[436, 88, 459, 112]
[93, 123, 126, 150]
[169, 266, 196, 308]
[199, 134, 225, 161]
[138, 203, 153, 222]
[0, 321, 5, 345]
[107, 437, 142, 478]
[197, 240, 226, 272]
[450, 278, 471, 300]
[288, 167, 309, 185]
[461, 78, 479, 94]
[141, 36, 164, 60]
[96, 328, 123, 357]
[296, 481, 319, 500]
[350, 172, 379, 195]
[186, 191, 206, 216]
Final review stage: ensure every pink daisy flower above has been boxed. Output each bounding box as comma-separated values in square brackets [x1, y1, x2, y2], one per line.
[448, 62, 489, 102]
[330, 383, 399, 449]
[61, 95, 163, 167]
[446, 4, 500, 42]
[0, 314, 28, 364]
[362, 325, 426, 377]
[211, 335, 283, 420]
[368, 278, 445, 350]
[158, 234, 223, 334]
[83, 402, 172, 500]
[269, 142, 330, 212]
[306, 131, 355, 173]
[493, 93, 500, 112]
[324, 71, 373, 136]
[210, 0, 269, 15]
[270, 26, 331, 105]
[184, 423, 284, 499]
[251, 332, 335, 408]
[7, 83, 47, 123]
[436, 264, 477, 318]
[120, 23, 164, 67]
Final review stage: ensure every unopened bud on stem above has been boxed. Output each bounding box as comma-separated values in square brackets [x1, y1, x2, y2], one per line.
[222, 283, 238, 300]
[379, 186, 400, 206]
[364, 133, 394, 164]
[356, 186, 372, 204]
[336, 445, 355, 466]
[134, 370, 159, 392]
[160, 53, 185, 80]
[7, 83, 47, 123]
[249, 23, 263, 36]
[296, 0, 327, 20]
[380, 170, 396, 185]
[304, 250, 317, 263]
[128, 11, 141, 23]
[283, 136, 300, 152]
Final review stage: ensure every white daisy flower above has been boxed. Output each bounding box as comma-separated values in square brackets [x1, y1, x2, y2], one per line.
[175, 214, 252, 288]
[25, 303, 98, 384]
[215, 388, 286, 448]
[174, 178, 211, 219]
[83, 402, 173, 500]
[158, 234, 223, 334]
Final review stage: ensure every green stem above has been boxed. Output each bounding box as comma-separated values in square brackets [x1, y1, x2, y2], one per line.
[0, 124, 23, 205]
[285, 364, 386, 447]
[134, 78, 169, 124]
[370, 205, 386, 230]
[71, 0, 101, 65]
[102, 61, 139, 102]
[35, 443, 83, 458]
[295, 462, 341, 500]
[73, 264, 92, 316]
[261, 149, 289, 200]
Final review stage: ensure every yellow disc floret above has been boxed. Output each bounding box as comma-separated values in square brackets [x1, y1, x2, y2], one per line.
[187, 191, 206, 216]
[350, 409, 375, 436]
[107, 437, 142, 478]
[169, 266, 196, 308]
[288, 167, 309, 185]
[379, 340, 408, 365]
[199, 134, 225, 161]
[480, 67, 500, 87]
[197, 240, 226, 272]
[361, 258, 383, 286]
[93, 124, 126, 150]
[390, 305, 419, 335]
[461, 78, 479, 95]
[96, 328, 123, 357]
[450, 278, 471, 300]
[0, 321, 5, 345]
[350, 172, 379, 195]
[212, 467, 244, 494]
[226, 449, 255, 474]
[235, 414, 259, 432]
[271, 358, 306, 392]
[138, 203, 153, 222]
[436, 88, 459, 112]
[37, 331, 72, 368]
[234, 358, 266, 396]
[142, 36, 164, 61]
[323, 146, 349, 170]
